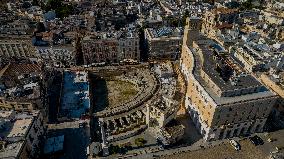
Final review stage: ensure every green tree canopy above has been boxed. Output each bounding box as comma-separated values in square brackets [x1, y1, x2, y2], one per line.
[45, 0, 74, 19]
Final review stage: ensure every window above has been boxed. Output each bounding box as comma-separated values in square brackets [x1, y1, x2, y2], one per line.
[188, 97, 192, 105]
[234, 112, 238, 116]
[204, 98, 208, 104]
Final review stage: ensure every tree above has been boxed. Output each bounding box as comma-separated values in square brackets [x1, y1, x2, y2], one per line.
[225, 1, 240, 9]
[135, 138, 147, 147]
[241, 0, 253, 10]
[36, 22, 46, 32]
[32, 0, 39, 6]
[45, 0, 74, 19]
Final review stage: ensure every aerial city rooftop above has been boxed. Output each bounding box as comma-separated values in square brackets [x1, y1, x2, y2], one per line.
[0, 0, 284, 159]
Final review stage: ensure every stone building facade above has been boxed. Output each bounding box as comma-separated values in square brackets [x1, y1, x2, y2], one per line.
[82, 31, 140, 65]
[117, 32, 140, 61]
[82, 37, 118, 64]
[145, 27, 182, 60]
[180, 17, 278, 141]
[202, 8, 238, 38]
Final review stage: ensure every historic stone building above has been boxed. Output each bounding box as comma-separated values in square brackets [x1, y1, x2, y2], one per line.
[145, 27, 182, 60]
[82, 30, 140, 65]
[180, 17, 278, 141]
[0, 37, 36, 59]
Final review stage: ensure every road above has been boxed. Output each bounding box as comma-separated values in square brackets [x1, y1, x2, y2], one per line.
[126, 129, 284, 159]
[163, 139, 267, 159]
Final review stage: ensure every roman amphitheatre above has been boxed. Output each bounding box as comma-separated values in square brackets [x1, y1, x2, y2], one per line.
[90, 65, 158, 117]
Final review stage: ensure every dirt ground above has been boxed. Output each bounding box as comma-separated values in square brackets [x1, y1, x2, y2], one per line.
[107, 80, 138, 107]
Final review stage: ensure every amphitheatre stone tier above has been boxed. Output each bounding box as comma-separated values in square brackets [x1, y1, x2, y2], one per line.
[92, 67, 161, 118]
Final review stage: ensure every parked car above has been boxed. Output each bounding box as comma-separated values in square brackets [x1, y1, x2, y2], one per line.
[230, 140, 241, 151]
[268, 138, 277, 142]
[275, 146, 284, 151]
[249, 135, 264, 146]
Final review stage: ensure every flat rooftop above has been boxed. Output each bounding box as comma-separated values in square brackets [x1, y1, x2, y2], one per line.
[0, 110, 39, 158]
[186, 34, 276, 105]
[44, 135, 64, 154]
[193, 36, 265, 92]
[7, 118, 32, 138]
[147, 27, 182, 39]
[0, 141, 24, 159]
[60, 71, 90, 118]
[0, 110, 37, 140]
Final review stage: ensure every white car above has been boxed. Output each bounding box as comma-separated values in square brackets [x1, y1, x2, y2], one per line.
[230, 140, 241, 151]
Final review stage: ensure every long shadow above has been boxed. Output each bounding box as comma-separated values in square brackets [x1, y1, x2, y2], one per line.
[264, 111, 284, 132]
[42, 127, 89, 159]
[90, 73, 109, 113]
[173, 113, 203, 147]
[89, 73, 109, 142]
[47, 71, 62, 123]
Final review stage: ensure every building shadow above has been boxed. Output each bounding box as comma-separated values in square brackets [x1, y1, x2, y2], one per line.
[47, 70, 62, 124]
[175, 113, 203, 146]
[41, 127, 89, 159]
[89, 73, 109, 113]
[89, 73, 109, 142]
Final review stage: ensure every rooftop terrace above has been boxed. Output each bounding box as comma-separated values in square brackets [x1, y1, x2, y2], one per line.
[185, 34, 276, 105]
[0, 141, 24, 159]
[0, 110, 38, 141]
[0, 110, 39, 159]
[193, 36, 265, 93]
